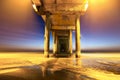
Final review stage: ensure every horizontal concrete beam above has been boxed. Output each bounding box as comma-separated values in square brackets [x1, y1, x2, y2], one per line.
[51, 26, 75, 30]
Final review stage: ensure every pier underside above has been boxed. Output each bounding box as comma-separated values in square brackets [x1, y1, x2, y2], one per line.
[32, 0, 88, 57]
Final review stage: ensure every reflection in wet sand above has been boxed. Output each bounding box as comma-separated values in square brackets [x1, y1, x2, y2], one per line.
[40, 58, 96, 80]
[0, 53, 120, 80]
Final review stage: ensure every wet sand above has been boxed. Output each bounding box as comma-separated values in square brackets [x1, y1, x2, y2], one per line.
[0, 52, 120, 80]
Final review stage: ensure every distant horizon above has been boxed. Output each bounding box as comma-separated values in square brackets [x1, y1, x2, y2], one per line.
[0, 49, 120, 53]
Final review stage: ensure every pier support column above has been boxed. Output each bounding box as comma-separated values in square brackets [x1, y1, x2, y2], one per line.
[53, 31, 57, 54]
[56, 35, 58, 54]
[69, 30, 73, 54]
[44, 13, 51, 57]
[75, 15, 81, 58]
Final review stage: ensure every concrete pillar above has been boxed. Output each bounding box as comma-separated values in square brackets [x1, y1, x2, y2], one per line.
[75, 15, 81, 58]
[44, 13, 51, 57]
[69, 30, 72, 54]
[56, 35, 58, 53]
[53, 31, 56, 54]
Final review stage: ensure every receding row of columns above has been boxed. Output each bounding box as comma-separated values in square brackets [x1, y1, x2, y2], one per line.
[44, 14, 81, 57]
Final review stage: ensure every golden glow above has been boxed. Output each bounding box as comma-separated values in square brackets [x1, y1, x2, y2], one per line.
[32, 4, 38, 12]
[87, 0, 118, 30]
[0, 69, 19, 74]
[84, 0, 89, 11]
[85, 68, 120, 80]
[81, 0, 88, 12]
[0, 52, 120, 80]
[90, 0, 107, 4]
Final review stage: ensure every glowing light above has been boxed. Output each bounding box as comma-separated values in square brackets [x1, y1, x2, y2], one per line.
[81, 0, 88, 12]
[84, 0, 89, 11]
[0, 69, 19, 74]
[86, 68, 120, 80]
[90, 0, 107, 4]
[32, 4, 38, 12]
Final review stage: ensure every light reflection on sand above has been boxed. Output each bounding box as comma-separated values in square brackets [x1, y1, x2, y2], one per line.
[0, 52, 120, 80]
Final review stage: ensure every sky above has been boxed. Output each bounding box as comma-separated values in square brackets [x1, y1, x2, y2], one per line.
[0, 0, 120, 51]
